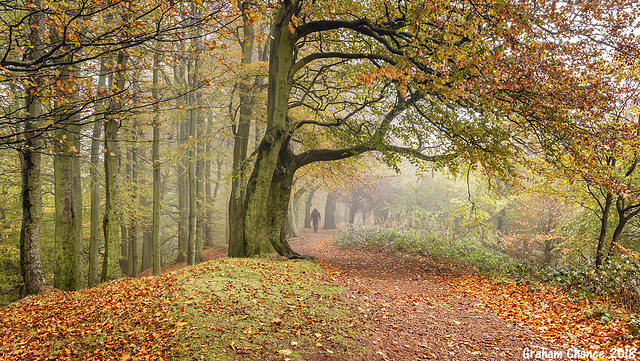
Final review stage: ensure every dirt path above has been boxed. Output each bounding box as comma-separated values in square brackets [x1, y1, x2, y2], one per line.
[290, 228, 550, 361]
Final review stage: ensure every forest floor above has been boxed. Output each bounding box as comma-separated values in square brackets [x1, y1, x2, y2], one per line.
[142, 227, 640, 360]
[148, 229, 547, 359]
[2, 228, 638, 360]
[289, 228, 549, 360]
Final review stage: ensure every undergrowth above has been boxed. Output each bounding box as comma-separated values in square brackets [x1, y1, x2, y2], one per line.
[540, 252, 640, 311]
[333, 224, 520, 275]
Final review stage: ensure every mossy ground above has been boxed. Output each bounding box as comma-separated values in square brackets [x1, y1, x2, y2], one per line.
[171, 258, 365, 360]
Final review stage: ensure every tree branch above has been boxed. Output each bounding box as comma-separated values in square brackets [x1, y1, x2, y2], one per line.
[291, 52, 396, 76]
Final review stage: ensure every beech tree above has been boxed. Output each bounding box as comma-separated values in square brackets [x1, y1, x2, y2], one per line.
[229, 0, 636, 257]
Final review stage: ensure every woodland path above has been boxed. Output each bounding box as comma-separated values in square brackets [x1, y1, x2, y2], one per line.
[289, 228, 551, 361]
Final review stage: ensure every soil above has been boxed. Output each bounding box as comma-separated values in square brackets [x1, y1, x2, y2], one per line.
[145, 229, 553, 360]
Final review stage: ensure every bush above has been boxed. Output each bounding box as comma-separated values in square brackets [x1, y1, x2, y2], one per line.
[540, 252, 640, 310]
[334, 225, 521, 275]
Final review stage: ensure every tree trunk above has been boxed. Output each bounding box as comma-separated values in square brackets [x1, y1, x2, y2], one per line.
[102, 49, 128, 282]
[175, 61, 188, 263]
[286, 191, 298, 238]
[240, 1, 300, 257]
[244, 140, 298, 256]
[595, 192, 613, 268]
[140, 225, 152, 273]
[89, 62, 107, 286]
[52, 38, 83, 290]
[129, 148, 139, 277]
[177, 120, 188, 263]
[203, 133, 213, 248]
[120, 223, 129, 276]
[228, 1, 257, 257]
[196, 112, 204, 261]
[53, 114, 83, 291]
[606, 196, 640, 263]
[187, 81, 197, 266]
[324, 192, 338, 229]
[291, 186, 306, 234]
[151, 54, 161, 275]
[497, 207, 506, 233]
[304, 187, 317, 228]
[88, 84, 103, 286]
[20, 0, 47, 295]
[193, 8, 204, 262]
[348, 203, 358, 225]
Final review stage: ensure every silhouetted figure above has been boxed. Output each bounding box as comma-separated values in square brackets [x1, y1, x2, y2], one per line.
[310, 208, 321, 233]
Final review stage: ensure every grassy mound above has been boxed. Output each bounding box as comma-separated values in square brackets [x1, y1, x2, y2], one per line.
[0, 258, 364, 361]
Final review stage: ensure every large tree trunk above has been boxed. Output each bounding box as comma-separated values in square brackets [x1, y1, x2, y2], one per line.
[239, 2, 300, 258]
[53, 107, 83, 291]
[20, 134, 46, 296]
[324, 192, 338, 229]
[102, 49, 128, 282]
[20, 0, 47, 295]
[52, 33, 83, 290]
[228, 1, 257, 257]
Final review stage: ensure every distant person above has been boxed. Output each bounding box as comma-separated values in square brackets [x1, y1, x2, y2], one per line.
[310, 208, 321, 233]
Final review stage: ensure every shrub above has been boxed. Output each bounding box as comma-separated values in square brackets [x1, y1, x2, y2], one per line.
[334, 225, 521, 275]
[540, 252, 640, 310]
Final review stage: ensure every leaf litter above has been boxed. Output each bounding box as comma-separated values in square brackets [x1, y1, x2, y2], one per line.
[2, 229, 638, 360]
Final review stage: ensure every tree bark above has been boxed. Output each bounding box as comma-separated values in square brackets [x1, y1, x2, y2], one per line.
[324, 192, 337, 229]
[289, 186, 305, 236]
[238, 0, 301, 258]
[304, 187, 318, 228]
[595, 192, 613, 268]
[175, 61, 188, 264]
[129, 148, 139, 277]
[102, 49, 128, 282]
[52, 24, 83, 290]
[286, 190, 298, 238]
[20, 0, 47, 295]
[53, 97, 83, 291]
[88, 69, 104, 287]
[187, 77, 197, 266]
[606, 195, 640, 263]
[203, 132, 213, 248]
[151, 54, 161, 275]
[228, 1, 257, 257]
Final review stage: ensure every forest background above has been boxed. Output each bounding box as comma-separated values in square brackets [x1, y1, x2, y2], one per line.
[0, 0, 639, 317]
